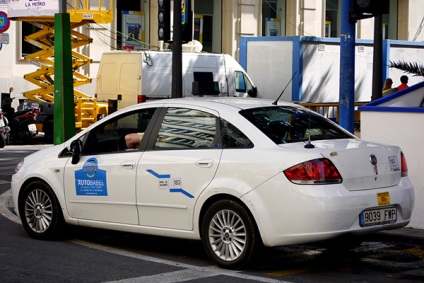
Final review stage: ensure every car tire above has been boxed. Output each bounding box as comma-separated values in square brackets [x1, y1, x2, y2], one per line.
[19, 181, 64, 240]
[201, 199, 261, 269]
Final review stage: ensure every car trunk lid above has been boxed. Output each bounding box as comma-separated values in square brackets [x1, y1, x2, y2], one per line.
[280, 139, 402, 191]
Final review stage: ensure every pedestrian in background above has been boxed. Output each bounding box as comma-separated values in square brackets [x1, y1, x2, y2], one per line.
[398, 75, 409, 91]
[382, 78, 393, 92]
[382, 78, 397, 96]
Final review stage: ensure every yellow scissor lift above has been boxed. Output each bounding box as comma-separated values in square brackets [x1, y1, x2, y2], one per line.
[13, 0, 114, 131]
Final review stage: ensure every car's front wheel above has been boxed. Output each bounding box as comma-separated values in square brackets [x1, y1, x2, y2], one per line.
[201, 199, 261, 269]
[19, 181, 64, 240]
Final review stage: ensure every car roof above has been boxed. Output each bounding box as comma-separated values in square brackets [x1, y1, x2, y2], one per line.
[135, 97, 299, 111]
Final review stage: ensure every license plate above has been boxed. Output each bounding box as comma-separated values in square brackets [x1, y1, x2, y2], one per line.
[359, 207, 397, 227]
[28, 124, 37, 133]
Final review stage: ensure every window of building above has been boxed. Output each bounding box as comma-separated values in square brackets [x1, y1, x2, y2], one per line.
[262, 0, 286, 36]
[193, 0, 222, 53]
[20, 22, 42, 58]
[325, 0, 339, 38]
[383, 0, 398, 40]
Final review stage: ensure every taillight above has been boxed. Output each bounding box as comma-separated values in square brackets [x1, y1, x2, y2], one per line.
[0, 112, 2, 118]
[401, 151, 408, 177]
[138, 95, 146, 103]
[284, 158, 342, 185]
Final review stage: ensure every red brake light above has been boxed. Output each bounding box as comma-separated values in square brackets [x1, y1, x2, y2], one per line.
[284, 158, 342, 185]
[138, 95, 146, 103]
[401, 151, 408, 177]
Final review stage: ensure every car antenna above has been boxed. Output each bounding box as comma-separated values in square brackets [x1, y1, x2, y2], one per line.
[272, 71, 297, 105]
[304, 112, 315, 149]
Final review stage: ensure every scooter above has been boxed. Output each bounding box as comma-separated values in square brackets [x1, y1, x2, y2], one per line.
[0, 109, 10, 148]
[9, 106, 39, 144]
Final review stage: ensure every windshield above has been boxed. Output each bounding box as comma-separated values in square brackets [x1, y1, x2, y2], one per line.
[240, 106, 354, 144]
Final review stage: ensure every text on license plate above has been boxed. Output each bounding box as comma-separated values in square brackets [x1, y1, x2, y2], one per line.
[359, 207, 397, 227]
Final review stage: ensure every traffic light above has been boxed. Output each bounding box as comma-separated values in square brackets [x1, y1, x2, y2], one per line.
[351, 0, 390, 22]
[158, 0, 170, 41]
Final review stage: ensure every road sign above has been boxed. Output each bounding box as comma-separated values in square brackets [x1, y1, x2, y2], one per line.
[0, 11, 10, 33]
[0, 33, 9, 44]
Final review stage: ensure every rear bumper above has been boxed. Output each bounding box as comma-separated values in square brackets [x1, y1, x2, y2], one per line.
[242, 174, 415, 247]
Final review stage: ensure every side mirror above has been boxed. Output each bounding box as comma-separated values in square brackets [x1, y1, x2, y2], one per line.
[70, 139, 83, 165]
[248, 86, 258, 98]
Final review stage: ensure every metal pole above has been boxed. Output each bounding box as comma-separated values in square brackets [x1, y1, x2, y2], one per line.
[54, 0, 76, 144]
[172, 0, 183, 98]
[371, 14, 383, 101]
[339, 0, 355, 133]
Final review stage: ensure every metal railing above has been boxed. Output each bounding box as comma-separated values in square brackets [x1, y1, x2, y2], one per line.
[298, 102, 369, 123]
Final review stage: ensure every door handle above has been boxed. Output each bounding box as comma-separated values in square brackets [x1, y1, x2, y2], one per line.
[195, 159, 213, 168]
[121, 161, 136, 170]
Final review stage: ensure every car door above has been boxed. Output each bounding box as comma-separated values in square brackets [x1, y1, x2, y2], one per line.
[137, 106, 222, 230]
[64, 107, 158, 225]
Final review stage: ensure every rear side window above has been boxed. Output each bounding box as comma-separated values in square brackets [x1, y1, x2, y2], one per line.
[154, 108, 217, 149]
[220, 119, 253, 148]
[240, 106, 353, 144]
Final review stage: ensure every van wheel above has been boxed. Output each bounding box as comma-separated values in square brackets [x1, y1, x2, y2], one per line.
[201, 199, 261, 269]
[19, 181, 64, 240]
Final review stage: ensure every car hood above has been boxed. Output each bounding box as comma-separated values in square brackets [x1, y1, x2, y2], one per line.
[22, 144, 66, 166]
[279, 139, 402, 191]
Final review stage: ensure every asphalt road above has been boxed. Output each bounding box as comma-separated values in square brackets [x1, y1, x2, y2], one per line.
[1, 145, 424, 283]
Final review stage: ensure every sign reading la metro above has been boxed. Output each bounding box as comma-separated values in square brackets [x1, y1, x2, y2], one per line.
[7, 0, 59, 18]
[25, 0, 47, 7]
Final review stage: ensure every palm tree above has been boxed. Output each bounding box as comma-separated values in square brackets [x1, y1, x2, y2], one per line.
[389, 61, 424, 77]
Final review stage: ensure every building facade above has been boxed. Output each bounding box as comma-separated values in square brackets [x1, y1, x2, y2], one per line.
[0, 0, 423, 102]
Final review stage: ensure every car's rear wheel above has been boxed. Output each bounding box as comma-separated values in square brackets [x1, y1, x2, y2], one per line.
[201, 199, 261, 269]
[19, 181, 64, 240]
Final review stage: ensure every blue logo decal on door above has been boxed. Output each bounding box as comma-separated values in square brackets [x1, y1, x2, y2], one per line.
[147, 169, 194, 198]
[75, 158, 108, 196]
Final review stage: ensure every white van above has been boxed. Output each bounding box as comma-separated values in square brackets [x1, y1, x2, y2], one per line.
[95, 50, 257, 110]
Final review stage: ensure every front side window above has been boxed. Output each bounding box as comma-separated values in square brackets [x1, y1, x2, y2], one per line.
[240, 106, 353, 144]
[234, 71, 255, 95]
[154, 108, 217, 150]
[82, 108, 156, 154]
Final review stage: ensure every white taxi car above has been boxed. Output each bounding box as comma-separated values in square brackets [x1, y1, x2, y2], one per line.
[11, 97, 414, 269]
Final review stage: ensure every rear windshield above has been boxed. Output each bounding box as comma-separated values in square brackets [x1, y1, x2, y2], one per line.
[240, 106, 353, 144]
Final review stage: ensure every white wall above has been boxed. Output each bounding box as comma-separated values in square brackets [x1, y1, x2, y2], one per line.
[246, 41, 293, 101]
[361, 110, 424, 229]
[360, 84, 424, 229]
[244, 38, 424, 103]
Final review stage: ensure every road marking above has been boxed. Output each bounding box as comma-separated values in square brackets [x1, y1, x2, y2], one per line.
[0, 189, 20, 224]
[110, 269, 217, 283]
[74, 239, 291, 283]
[1, 189, 290, 283]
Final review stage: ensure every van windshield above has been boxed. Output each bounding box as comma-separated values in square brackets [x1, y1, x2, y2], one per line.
[239, 106, 354, 144]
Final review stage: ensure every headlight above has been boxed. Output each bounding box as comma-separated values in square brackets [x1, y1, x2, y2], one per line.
[15, 160, 24, 173]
